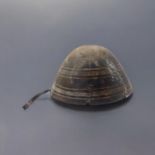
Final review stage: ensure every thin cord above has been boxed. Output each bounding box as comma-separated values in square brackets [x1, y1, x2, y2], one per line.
[22, 89, 51, 110]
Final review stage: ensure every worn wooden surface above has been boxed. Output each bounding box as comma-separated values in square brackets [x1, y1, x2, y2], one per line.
[51, 45, 133, 105]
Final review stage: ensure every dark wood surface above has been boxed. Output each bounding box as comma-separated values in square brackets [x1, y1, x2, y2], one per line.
[52, 45, 133, 105]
